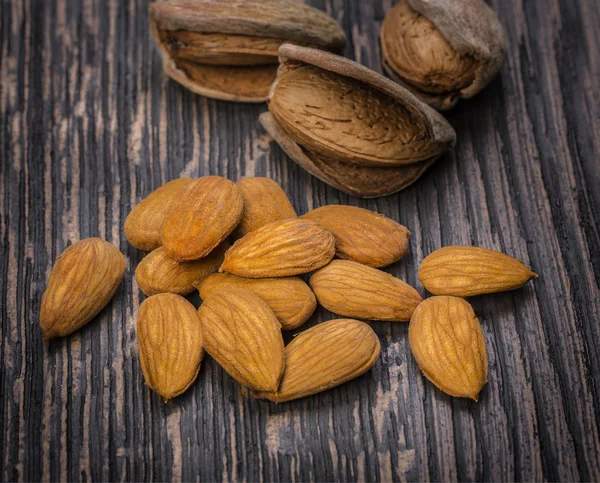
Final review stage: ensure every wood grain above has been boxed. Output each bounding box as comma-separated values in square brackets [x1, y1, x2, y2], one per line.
[1, 0, 599, 480]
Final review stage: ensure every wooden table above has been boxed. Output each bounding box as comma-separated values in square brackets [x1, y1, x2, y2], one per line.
[2, 0, 599, 481]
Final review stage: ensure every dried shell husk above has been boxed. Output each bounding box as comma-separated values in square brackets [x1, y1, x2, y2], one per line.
[381, 0, 507, 110]
[234, 177, 297, 239]
[198, 288, 285, 392]
[418, 246, 538, 296]
[260, 112, 434, 198]
[220, 219, 336, 278]
[301, 205, 411, 268]
[409, 296, 488, 401]
[309, 260, 422, 322]
[256, 319, 381, 403]
[149, 0, 345, 102]
[262, 44, 455, 196]
[124, 178, 194, 251]
[135, 243, 228, 296]
[197, 273, 316, 330]
[137, 293, 204, 402]
[40, 238, 127, 340]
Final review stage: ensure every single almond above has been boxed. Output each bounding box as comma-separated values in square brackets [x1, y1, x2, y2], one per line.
[124, 178, 194, 251]
[137, 293, 204, 402]
[162, 176, 243, 261]
[220, 219, 335, 278]
[309, 260, 422, 321]
[256, 318, 380, 403]
[418, 246, 538, 296]
[409, 296, 488, 401]
[40, 238, 127, 340]
[136, 243, 229, 296]
[234, 177, 297, 239]
[197, 273, 316, 330]
[197, 288, 285, 392]
[301, 205, 410, 267]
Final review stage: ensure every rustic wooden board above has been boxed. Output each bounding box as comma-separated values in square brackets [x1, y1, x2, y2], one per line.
[1, 0, 599, 481]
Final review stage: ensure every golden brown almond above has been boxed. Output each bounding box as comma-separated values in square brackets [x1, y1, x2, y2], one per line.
[256, 318, 380, 403]
[301, 205, 411, 267]
[418, 246, 538, 296]
[162, 176, 243, 261]
[233, 177, 297, 239]
[136, 243, 229, 296]
[124, 178, 194, 251]
[197, 288, 285, 391]
[137, 293, 204, 402]
[309, 260, 422, 321]
[40, 238, 127, 340]
[197, 273, 316, 330]
[220, 219, 335, 278]
[409, 296, 488, 401]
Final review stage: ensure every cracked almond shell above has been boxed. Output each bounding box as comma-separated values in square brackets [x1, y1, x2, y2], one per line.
[309, 260, 422, 322]
[197, 273, 316, 330]
[137, 293, 204, 402]
[220, 218, 335, 278]
[256, 318, 380, 403]
[418, 246, 538, 296]
[301, 205, 411, 267]
[161, 176, 243, 262]
[149, 0, 345, 102]
[197, 288, 285, 392]
[262, 44, 455, 197]
[381, 0, 507, 110]
[40, 238, 126, 340]
[409, 296, 488, 401]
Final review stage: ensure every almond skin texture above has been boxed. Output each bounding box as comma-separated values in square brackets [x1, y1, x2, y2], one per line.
[197, 273, 316, 330]
[301, 205, 411, 267]
[409, 296, 488, 401]
[220, 219, 335, 278]
[40, 238, 126, 340]
[137, 294, 204, 402]
[197, 288, 285, 392]
[136, 243, 228, 296]
[309, 260, 422, 321]
[256, 319, 380, 402]
[162, 176, 243, 261]
[234, 177, 297, 239]
[419, 246, 538, 296]
[124, 178, 193, 251]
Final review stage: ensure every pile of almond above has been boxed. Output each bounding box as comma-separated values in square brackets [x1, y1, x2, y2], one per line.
[40, 176, 537, 403]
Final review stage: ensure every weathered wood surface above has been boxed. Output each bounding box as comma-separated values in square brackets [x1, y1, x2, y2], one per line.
[1, 0, 599, 481]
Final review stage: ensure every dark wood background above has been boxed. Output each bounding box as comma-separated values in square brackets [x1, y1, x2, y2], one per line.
[2, 0, 599, 481]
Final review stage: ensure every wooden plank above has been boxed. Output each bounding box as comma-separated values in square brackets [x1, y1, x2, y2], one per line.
[1, 0, 599, 480]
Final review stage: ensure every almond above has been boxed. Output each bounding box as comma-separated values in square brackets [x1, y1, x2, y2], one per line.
[256, 319, 380, 403]
[137, 293, 204, 401]
[234, 177, 297, 239]
[419, 246, 538, 296]
[124, 178, 193, 251]
[40, 238, 127, 340]
[301, 205, 410, 267]
[162, 176, 243, 261]
[309, 260, 422, 321]
[409, 296, 488, 401]
[136, 243, 229, 296]
[220, 219, 335, 278]
[197, 273, 316, 330]
[197, 288, 285, 392]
